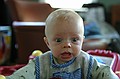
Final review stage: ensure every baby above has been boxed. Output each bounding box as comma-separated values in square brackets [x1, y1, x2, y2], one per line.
[5, 9, 118, 79]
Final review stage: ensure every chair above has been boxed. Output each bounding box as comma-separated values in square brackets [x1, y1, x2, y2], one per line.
[5, 0, 54, 22]
[5, 0, 54, 64]
[13, 22, 49, 64]
[5, 0, 54, 21]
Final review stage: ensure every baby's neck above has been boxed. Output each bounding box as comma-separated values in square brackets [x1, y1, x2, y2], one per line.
[53, 57, 66, 64]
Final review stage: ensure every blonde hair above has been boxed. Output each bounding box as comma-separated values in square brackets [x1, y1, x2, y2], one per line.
[45, 9, 84, 37]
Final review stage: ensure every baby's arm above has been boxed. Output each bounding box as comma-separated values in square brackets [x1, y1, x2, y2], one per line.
[97, 66, 119, 79]
[5, 60, 36, 79]
[92, 60, 119, 79]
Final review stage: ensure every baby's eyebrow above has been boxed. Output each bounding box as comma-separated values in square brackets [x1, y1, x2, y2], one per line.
[71, 34, 84, 37]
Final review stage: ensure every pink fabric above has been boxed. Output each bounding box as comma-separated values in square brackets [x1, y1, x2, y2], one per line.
[0, 64, 25, 76]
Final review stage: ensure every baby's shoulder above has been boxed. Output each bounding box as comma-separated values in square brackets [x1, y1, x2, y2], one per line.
[37, 51, 51, 63]
[39, 51, 51, 58]
[77, 50, 91, 61]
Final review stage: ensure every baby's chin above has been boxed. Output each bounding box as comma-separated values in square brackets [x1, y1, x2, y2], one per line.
[57, 57, 74, 64]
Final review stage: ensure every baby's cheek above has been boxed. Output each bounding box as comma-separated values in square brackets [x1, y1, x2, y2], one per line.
[74, 47, 81, 54]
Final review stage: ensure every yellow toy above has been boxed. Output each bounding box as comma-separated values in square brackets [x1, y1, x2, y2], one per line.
[32, 50, 43, 56]
[0, 75, 6, 79]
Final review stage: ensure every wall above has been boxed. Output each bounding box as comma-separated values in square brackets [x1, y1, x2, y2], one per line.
[98, 0, 120, 11]
[98, 0, 120, 23]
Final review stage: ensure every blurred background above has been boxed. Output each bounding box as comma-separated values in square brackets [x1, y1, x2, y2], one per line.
[0, 0, 120, 65]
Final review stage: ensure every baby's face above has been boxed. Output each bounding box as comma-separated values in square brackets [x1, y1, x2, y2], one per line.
[45, 18, 84, 64]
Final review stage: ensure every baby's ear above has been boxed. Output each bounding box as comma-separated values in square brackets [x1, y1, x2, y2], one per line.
[44, 37, 50, 48]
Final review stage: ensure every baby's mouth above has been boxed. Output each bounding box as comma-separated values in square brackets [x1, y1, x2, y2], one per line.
[61, 52, 72, 59]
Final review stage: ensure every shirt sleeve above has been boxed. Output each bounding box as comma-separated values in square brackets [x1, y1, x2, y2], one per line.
[5, 59, 36, 79]
[91, 59, 119, 79]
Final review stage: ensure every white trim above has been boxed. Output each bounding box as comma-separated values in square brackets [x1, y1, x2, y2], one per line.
[13, 21, 45, 26]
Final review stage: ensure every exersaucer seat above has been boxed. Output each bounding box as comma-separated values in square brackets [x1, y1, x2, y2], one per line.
[0, 50, 42, 76]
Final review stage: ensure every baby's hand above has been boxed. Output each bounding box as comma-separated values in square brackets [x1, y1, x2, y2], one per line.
[0, 75, 6, 79]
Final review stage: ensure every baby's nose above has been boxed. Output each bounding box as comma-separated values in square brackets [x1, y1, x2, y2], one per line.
[63, 42, 71, 48]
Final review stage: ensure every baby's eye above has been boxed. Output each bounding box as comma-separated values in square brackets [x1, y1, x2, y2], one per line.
[55, 38, 62, 42]
[71, 38, 79, 42]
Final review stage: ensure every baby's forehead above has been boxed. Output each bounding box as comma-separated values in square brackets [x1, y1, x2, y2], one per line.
[49, 13, 81, 27]
[45, 9, 84, 37]
[51, 9, 77, 17]
[54, 32, 83, 36]
[56, 11, 79, 20]
[46, 9, 81, 23]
